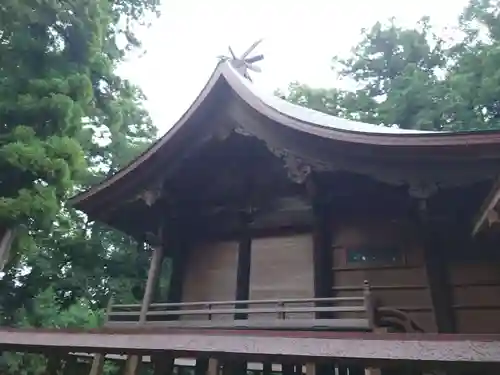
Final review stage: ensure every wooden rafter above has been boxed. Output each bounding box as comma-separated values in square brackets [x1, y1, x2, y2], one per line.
[472, 176, 500, 236]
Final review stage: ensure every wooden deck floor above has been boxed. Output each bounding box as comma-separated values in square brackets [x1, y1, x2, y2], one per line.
[1, 327, 500, 367]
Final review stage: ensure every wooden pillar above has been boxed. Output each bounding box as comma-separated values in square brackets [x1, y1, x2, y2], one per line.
[308, 178, 334, 375]
[166, 231, 186, 306]
[235, 212, 252, 320]
[418, 202, 455, 333]
[124, 240, 165, 375]
[309, 180, 333, 317]
[424, 237, 455, 333]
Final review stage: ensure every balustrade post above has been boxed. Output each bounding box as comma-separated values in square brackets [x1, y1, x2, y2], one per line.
[278, 301, 285, 319]
[363, 280, 376, 329]
[206, 303, 212, 320]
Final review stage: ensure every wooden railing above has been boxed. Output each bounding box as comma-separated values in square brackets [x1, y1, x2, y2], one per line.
[105, 281, 376, 331]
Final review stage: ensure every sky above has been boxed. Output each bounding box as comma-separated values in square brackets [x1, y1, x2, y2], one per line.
[118, 0, 470, 134]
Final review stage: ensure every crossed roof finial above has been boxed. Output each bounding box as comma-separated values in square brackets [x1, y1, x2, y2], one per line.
[217, 39, 264, 81]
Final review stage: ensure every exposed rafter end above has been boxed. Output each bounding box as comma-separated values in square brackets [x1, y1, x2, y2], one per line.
[472, 176, 500, 236]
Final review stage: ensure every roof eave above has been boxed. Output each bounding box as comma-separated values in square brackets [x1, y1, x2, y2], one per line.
[68, 62, 229, 213]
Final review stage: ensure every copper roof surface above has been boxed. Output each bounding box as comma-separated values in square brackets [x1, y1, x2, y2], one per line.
[69, 61, 500, 216]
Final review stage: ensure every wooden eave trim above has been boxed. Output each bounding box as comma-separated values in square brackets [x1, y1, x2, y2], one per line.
[1, 328, 500, 365]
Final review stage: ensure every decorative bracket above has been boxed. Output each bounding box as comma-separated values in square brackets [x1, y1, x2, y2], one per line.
[408, 181, 438, 200]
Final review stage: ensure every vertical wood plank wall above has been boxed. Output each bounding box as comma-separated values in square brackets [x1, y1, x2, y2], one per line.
[249, 234, 315, 320]
[450, 261, 500, 333]
[177, 217, 500, 333]
[331, 219, 436, 332]
[181, 240, 239, 321]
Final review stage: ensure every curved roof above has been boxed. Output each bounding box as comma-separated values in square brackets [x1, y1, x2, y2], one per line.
[69, 60, 500, 218]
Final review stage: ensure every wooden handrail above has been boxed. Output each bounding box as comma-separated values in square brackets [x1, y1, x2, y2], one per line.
[108, 306, 366, 318]
[111, 296, 364, 310]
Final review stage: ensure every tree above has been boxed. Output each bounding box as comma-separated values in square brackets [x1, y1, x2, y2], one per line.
[281, 1, 500, 132]
[0, 0, 161, 373]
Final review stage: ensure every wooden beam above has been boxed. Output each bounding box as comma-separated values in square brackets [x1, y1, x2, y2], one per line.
[235, 213, 252, 320]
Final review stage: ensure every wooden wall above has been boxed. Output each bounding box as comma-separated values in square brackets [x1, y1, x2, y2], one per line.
[450, 261, 500, 333]
[249, 234, 315, 319]
[181, 240, 239, 320]
[177, 213, 500, 333]
[331, 219, 436, 332]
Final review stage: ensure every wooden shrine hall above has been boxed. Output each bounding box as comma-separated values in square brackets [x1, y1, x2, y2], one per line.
[3, 49, 500, 375]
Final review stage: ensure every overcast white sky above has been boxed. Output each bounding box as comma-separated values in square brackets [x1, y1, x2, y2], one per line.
[119, 0, 469, 134]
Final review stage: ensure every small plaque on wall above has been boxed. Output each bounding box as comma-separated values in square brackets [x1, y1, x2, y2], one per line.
[346, 245, 403, 266]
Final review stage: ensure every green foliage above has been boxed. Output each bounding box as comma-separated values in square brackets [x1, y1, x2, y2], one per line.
[0, 0, 160, 373]
[281, 1, 500, 132]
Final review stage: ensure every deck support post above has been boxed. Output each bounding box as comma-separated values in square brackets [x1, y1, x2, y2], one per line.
[88, 298, 114, 375]
[63, 356, 79, 375]
[153, 353, 174, 375]
[194, 358, 209, 375]
[283, 364, 295, 375]
[364, 368, 381, 375]
[44, 353, 63, 375]
[207, 358, 220, 375]
[363, 327, 388, 375]
[88, 353, 106, 375]
[305, 363, 316, 375]
[124, 240, 165, 375]
[222, 360, 246, 375]
[262, 362, 272, 375]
